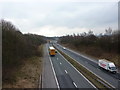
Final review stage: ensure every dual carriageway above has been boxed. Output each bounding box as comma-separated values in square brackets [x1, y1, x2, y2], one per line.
[41, 43, 120, 89]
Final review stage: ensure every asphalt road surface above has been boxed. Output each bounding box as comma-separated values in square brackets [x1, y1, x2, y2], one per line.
[54, 43, 120, 89]
[42, 44, 58, 88]
[42, 44, 96, 89]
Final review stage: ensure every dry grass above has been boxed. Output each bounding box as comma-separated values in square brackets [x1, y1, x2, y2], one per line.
[3, 45, 43, 88]
[3, 56, 42, 88]
[62, 44, 120, 67]
[55, 46, 113, 89]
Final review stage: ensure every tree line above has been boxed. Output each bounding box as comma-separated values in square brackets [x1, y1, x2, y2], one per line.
[1, 19, 47, 83]
[59, 29, 120, 54]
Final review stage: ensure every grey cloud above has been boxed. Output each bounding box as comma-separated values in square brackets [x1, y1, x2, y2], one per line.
[0, 1, 118, 36]
[34, 2, 117, 29]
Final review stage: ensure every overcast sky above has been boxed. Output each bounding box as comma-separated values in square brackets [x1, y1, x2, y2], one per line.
[0, 0, 119, 37]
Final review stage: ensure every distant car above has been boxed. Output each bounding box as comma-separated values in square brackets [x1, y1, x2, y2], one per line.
[63, 47, 66, 50]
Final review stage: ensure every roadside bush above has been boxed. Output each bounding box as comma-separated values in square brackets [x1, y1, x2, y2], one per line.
[59, 30, 119, 54]
[1, 19, 46, 84]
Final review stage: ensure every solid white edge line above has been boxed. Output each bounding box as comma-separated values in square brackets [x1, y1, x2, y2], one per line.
[59, 44, 97, 64]
[65, 51, 115, 88]
[68, 48, 97, 64]
[49, 57, 60, 89]
[47, 45, 60, 89]
[56, 49, 97, 89]
[58, 46, 115, 88]
[58, 44, 116, 88]
[73, 82, 77, 88]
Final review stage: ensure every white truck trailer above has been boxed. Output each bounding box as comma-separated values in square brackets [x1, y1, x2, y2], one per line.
[98, 59, 117, 73]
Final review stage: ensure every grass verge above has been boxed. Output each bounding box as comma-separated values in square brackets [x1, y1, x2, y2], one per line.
[61, 44, 119, 67]
[3, 45, 43, 88]
[54, 45, 114, 89]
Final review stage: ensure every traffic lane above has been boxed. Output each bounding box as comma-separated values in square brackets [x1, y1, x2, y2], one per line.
[48, 43, 74, 88]
[80, 60, 118, 88]
[55, 44, 98, 68]
[64, 49, 98, 67]
[63, 49, 97, 68]
[57, 44, 98, 64]
[55, 44, 119, 88]
[56, 44, 97, 66]
[55, 52, 95, 88]
[57, 43, 120, 73]
[50, 55, 76, 88]
[59, 45, 120, 80]
[57, 45, 119, 88]
[42, 44, 58, 88]
[50, 44, 95, 88]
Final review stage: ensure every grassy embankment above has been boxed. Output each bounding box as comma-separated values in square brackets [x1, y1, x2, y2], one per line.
[61, 44, 119, 67]
[3, 45, 43, 88]
[59, 30, 120, 67]
[2, 20, 46, 88]
[54, 46, 113, 89]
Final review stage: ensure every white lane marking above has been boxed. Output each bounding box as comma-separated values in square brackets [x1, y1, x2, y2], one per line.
[97, 68, 100, 71]
[67, 55, 115, 88]
[65, 70, 68, 74]
[73, 82, 77, 88]
[60, 44, 97, 64]
[57, 50, 97, 88]
[47, 47, 60, 89]
[57, 58, 58, 60]
[60, 62, 62, 65]
[57, 48, 115, 88]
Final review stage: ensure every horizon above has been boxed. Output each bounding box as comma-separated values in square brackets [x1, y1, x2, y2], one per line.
[1, 0, 118, 37]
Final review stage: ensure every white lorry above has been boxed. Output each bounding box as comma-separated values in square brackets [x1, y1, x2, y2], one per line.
[98, 59, 117, 73]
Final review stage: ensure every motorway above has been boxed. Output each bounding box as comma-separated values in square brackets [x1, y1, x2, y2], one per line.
[42, 44, 58, 88]
[42, 44, 96, 89]
[53, 43, 120, 88]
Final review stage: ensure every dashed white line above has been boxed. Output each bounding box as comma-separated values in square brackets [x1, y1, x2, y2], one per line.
[60, 62, 62, 65]
[56, 46, 115, 88]
[57, 58, 58, 60]
[73, 82, 77, 88]
[65, 70, 68, 74]
[56, 49, 97, 88]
